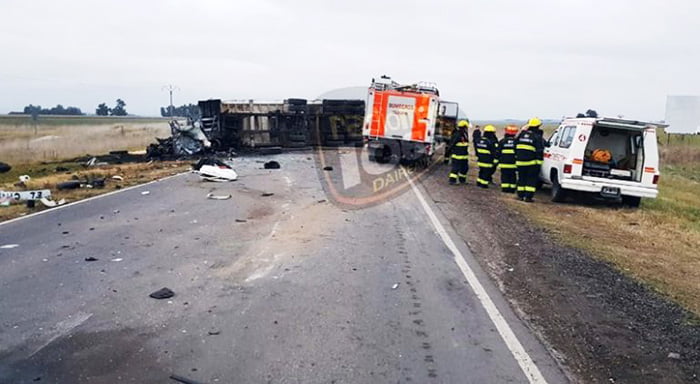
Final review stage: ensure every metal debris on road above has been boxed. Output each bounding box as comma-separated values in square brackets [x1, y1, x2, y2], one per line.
[261, 192, 274, 197]
[111, 258, 123, 262]
[206, 193, 232, 200]
[112, 175, 124, 181]
[264, 161, 281, 169]
[235, 219, 247, 223]
[207, 329, 221, 336]
[667, 352, 681, 360]
[84, 257, 98, 262]
[141, 191, 151, 195]
[150, 287, 175, 299]
[392, 283, 399, 290]
[193, 158, 238, 182]
[169, 374, 207, 384]
[40, 198, 67, 208]
[0, 244, 19, 249]
[323, 166, 333, 171]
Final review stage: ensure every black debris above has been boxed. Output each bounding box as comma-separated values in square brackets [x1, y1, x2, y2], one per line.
[261, 192, 274, 197]
[169, 374, 206, 384]
[84, 257, 98, 262]
[264, 161, 281, 169]
[57, 180, 81, 190]
[89, 227, 95, 231]
[317, 199, 327, 203]
[208, 329, 221, 336]
[235, 219, 247, 223]
[150, 287, 175, 300]
[323, 166, 333, 171]
[26, 200, 36, 208]
[0, 161, 11, 173]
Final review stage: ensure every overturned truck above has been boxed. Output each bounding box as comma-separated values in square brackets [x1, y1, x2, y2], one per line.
[197, 99, 366, 151]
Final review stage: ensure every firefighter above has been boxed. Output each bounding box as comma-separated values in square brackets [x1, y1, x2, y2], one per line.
[475, 124, 498, 188]
[516, 118, 545, 202]
[447, 120, 470, 184]
[498, 125, 518, 193]
[472, 125, 482, 157]
[445, 119, 469, 163]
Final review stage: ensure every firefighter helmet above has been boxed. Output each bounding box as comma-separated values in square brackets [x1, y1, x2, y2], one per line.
[528, 117, 542, 128]
[484, 124, 496, 133]
[505, 125, 519, 135]
[458, 120, 469, 128]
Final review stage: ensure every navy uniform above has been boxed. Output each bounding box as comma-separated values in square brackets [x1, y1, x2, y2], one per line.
[498, 125, 518, 193]
[475, 125, 498, 188]
[516, 118, 545, 201]
[447, 121, 470, 184]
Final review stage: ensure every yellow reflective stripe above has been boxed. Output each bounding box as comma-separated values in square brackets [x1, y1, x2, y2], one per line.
[494, 159, 499, 163]
[477, 178, 489, 185]
[451, 155, 469, 160]
[501, 183, 517, 188]
[517, 186, 526, 191]
[458, 173, 468, 177]
[501, 149, 515, 154]
[524, 186, 537, 192]
[516, 160, 537, 166]
[449, 173, 458, 178]
[498, 164, 517, 169]
[477, 162, 493, 168]
[516, 144, 536, 151]
[455, 142, 469, 147]
[477, 148, 491, 154]
[535, 160, 544, 165]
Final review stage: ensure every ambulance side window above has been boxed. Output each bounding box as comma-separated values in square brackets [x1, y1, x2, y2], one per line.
[549, 129, 561, 147]
[559, 126, 576, 148]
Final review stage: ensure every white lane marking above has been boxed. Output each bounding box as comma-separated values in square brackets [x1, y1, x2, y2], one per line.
[340, 149, 361, 190]
[402, 168, 549, 384]
[0, 172, 188, 228]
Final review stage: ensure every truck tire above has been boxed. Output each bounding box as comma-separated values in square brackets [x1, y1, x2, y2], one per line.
[622, 195, 641, 208]
[551, 172, 567, 203]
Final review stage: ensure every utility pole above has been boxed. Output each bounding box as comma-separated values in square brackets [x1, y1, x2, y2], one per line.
[162, 84, 180, 118]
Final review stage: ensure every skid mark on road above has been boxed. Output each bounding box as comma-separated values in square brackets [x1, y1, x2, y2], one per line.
[402, 168, 549, 384]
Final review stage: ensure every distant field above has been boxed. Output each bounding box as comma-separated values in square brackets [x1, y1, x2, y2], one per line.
[0, 115, 171, 164]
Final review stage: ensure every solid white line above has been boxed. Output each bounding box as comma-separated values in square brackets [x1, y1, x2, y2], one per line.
[0, 172, 188, 228]
[402, 168, 549, 384]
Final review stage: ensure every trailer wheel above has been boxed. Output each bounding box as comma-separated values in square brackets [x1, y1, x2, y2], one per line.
[622, 195, 641, 208]
[551, 172, 567, 203]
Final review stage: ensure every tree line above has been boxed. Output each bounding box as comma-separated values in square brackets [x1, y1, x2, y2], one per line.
[160, 104, 200, 119]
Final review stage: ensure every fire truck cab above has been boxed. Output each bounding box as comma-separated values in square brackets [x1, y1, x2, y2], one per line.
[363, 76, 458, 164]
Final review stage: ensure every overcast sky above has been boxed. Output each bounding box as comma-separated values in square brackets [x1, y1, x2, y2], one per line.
[1, 0, 698, 120]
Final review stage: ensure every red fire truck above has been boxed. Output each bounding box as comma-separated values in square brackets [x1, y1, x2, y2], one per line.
[363, 76, 459, 164]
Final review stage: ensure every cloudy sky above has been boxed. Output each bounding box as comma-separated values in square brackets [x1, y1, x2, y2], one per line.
[1, 0, 698, 119]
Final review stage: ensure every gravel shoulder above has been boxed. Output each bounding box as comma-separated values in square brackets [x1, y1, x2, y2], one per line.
[419, 163, 700, 384]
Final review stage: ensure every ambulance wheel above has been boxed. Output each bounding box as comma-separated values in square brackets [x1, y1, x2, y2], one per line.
[551, 172, 567, 203]
[622, 195, 641, 208]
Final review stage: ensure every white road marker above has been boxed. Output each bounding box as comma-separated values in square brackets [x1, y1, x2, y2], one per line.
[402, 168, 549, 384]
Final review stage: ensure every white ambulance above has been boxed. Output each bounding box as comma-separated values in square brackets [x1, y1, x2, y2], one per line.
[540, 117, 664, 207]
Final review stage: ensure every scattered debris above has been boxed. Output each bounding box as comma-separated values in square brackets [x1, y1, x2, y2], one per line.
[323, 166, 333, 171]
[112, 175, 124, 181]
[19, 175, 31, 183]
[169, 374, 206, 384]
[207, 329, 221, 336]
[206, 193, 232, 200]
[141, 191, 151, 196]
[668, 352, 681, 360]
[55, 166, 70, 172]
[111, 258, 123, 262]
[0, 161, 11, 173]
[150, 287, 175, 299]
[261, 192, 274, 197]
[317, 199, 327, 203]
[40, 198, 67, 208]
[193, 158, 238, 182]
[57, 181, 81, 190]
[84, 257, 98, 262]
[0, 244, 19, 249]
[392, 283, 399, 290]
[264, 161, 281, 169]
[235, 219, 247, 223]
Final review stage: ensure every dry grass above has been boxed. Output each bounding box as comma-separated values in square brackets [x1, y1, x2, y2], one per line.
[0, 115, 171, 164]
[500, 129, 700, 316]
[0, 160, 191, 223]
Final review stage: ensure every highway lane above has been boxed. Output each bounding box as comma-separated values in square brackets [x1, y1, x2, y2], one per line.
[0, 153, 567, 383]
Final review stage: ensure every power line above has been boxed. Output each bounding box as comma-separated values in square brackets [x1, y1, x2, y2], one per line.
[161, 84, 180, 118]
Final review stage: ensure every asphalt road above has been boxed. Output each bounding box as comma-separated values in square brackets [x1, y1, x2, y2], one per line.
[0, 153, 568, 384]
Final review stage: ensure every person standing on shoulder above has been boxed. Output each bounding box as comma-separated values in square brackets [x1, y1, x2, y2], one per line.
[498, 125, 518, 193]
[447, 120, 470, 185]
[475, 125, 498, 188]
[515, 118, 545, 202]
